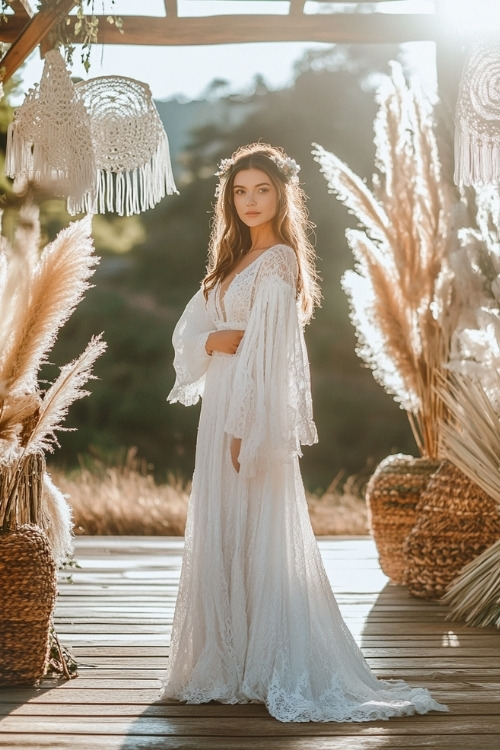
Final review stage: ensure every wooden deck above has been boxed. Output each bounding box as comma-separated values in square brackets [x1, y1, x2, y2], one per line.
[1, 536, 499, 749]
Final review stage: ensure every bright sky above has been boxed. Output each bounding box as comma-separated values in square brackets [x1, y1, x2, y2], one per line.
[17, 41, 328, 104]
[13, 1, 439, 104]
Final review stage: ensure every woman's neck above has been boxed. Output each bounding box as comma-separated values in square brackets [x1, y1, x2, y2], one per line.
[248, 227, 279, 254]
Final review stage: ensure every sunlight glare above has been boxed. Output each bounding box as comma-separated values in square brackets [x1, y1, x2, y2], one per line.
[441, 631, 460, 648]
[441, 0, 500, 34]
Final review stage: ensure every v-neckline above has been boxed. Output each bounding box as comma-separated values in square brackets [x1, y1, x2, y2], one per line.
[217, 245, 277, 320]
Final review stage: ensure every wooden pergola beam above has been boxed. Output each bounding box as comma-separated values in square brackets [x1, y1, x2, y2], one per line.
[289, 0, 306, 16]
[61, 13, 437, 47]
[0, 0, 76, 82]
[163, 0, 178, 17]
[8, 0, 34, 18]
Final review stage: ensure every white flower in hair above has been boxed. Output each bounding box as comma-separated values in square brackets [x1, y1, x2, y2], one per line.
[215, 158, 235, 177]
[214, 152, 300, 197]
[270, 155, 301, 182]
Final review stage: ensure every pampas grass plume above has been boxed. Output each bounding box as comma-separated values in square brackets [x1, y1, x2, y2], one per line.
[26, 334, 107, 454]
[0, 215, 97, 395]
[41, 471, 73, 565]
[313, 62, 457, 458]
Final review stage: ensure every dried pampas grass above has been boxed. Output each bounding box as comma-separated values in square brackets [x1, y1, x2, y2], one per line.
[0, 205, 105, 569]
[41, 472, 73, 566]
[0, 215, 97, 396]
[313, 62, 458, 458]
[449, 186, 500, 412]
[0, 211, 103, 461]
[27, 335, 106, 455]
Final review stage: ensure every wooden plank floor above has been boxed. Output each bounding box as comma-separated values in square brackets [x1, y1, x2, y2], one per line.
[1, 536, 499, 749]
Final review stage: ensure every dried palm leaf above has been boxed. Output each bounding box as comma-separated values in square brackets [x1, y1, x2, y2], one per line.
[443, 540, 500, 628]
[439, 373, 500, 508]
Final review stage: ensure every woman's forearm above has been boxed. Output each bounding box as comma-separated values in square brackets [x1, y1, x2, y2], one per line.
[205, 329, 244, 355]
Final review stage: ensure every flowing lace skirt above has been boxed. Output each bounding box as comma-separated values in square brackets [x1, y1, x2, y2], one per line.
[161, 352, 447, 722]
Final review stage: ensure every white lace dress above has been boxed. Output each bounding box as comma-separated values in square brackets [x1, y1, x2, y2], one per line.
[161, 244, 447, 722]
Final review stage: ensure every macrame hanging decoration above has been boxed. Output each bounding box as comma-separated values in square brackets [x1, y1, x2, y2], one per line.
[70, 76, 178, 216]
[455, 42, 500, 187]
[5, 49, 96, 201]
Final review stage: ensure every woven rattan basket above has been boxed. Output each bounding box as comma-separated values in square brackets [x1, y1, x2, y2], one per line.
[0, 523, 57, 685]
[0, 452, 58, 686]
[404, 461, 500, 600]
[365, 454, 441, 584]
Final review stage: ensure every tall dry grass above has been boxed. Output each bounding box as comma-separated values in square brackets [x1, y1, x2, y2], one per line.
[49, 457, 368, 537]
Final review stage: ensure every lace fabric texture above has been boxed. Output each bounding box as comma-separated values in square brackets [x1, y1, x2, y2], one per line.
[162, 245, 447, 722]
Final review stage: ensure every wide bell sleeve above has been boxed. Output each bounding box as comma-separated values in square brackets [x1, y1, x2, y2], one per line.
[224, 247, 318, 478]
[167, 287, 214, 406]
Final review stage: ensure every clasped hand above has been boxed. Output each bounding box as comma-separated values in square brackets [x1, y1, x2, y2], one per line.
[205, 329, 244, 356]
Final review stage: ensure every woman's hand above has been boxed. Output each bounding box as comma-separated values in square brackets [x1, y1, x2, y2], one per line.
[206, 329, 244, 356]
[230, 437, 242, 473]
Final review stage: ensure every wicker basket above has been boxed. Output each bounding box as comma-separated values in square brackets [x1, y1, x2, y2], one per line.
[0, 523, 57, 685]
[0, 452, 58, 686]
[366, 454, 441, 583]
[404, 461, 500, 600]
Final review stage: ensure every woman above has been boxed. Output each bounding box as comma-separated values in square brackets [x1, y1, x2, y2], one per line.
[161, 143, 447, 722]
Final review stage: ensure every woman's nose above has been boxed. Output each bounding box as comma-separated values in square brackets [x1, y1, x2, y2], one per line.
[246, 193, 256, 205]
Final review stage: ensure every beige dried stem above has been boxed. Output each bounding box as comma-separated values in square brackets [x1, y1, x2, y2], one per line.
[313, 62, 457, 458]
[2, 333, 107, 528]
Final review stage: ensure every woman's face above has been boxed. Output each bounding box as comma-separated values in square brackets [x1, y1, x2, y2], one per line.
[232, 168, 278, 231]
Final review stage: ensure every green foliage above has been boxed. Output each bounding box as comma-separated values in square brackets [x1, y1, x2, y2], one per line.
[41, 0, 122, 73]
[36, 45, 416, 490]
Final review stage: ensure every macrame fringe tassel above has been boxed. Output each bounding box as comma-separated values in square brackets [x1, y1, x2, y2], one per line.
[68, 131, 177, 216]
[5, 122, 38, 190]
[455, 126, 500, 187]
[6, 120, 96, 200]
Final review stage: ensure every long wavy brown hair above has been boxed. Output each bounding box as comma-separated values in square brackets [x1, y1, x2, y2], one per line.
[203, 143, 321, 323]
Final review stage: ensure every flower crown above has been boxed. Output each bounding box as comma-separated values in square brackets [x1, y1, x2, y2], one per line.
[215, 154, 301, 186]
